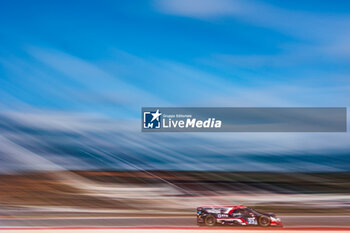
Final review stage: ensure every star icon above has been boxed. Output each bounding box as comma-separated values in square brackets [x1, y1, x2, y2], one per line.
[151, 109, 162, 122]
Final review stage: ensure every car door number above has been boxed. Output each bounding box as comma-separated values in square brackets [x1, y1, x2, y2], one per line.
[248, 218, 257, 224]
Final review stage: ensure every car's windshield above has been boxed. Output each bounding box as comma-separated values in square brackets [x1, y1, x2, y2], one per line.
[247, 208, 264, 215]
[204, 207, 230, 214]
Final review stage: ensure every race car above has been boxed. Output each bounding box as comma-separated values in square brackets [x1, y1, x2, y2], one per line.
[197, 205, 282, 227]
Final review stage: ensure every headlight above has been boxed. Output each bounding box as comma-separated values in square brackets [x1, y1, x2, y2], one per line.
[270, 217, 280, 221]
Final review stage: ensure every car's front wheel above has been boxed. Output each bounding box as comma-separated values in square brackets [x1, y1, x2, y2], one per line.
[204, 214, 217, 226]
[258, 215, 271, 227]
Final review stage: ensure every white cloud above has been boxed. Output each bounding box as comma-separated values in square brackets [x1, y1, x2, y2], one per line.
[153, 0, 350, 58]
[153, 0, 241, 19]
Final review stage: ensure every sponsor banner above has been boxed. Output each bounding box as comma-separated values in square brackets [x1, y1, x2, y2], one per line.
[142, 107, 346, 132]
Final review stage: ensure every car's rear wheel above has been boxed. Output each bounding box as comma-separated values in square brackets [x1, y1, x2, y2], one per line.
[204, 215, 216, 226]
[258, 215, 271, 227]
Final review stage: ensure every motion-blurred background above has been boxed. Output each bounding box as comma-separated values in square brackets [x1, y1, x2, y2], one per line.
[0, 0, 349, 218]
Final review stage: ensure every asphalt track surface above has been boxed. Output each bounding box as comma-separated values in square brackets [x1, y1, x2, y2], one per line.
[1, 216, 350, 228]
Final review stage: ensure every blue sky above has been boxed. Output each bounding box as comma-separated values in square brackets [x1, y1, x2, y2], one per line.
[0, 0, 349, 172]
